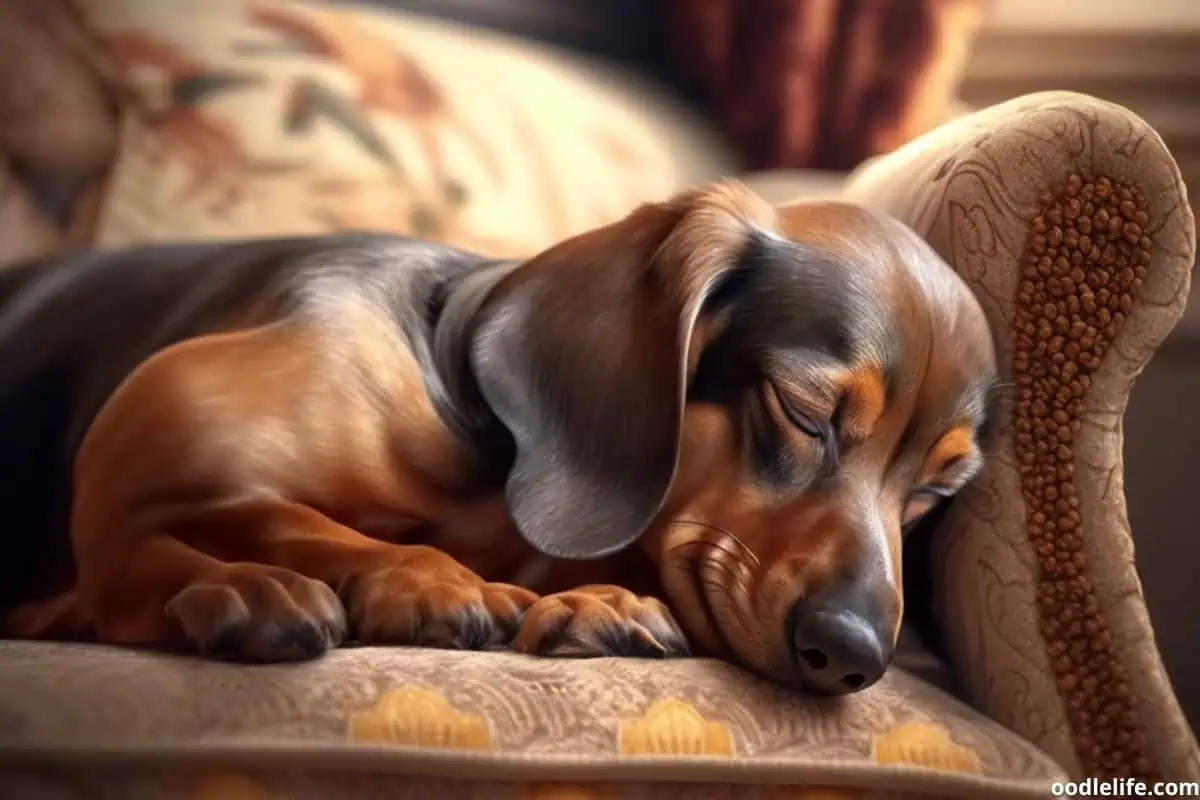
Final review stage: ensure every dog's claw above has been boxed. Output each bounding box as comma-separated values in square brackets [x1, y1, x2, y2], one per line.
[165, 565, 347, 663]
[341, 571, 537, 650]
[510, 587, 691, 659]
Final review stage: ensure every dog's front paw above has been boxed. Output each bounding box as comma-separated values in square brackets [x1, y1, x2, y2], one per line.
[165, 564, 347, 662]
[342, 565, 537, 650]
[511, 585, 691, 659]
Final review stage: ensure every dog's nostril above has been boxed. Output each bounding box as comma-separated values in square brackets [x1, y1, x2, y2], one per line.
[798, 648, 828, 670]
[842, 673, 866, 690]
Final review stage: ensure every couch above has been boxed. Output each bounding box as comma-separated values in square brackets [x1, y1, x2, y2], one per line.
[0, 1, 1196, 797]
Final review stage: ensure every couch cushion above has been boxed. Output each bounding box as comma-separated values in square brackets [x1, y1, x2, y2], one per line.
[0, 642, 1065, 798]
[74, 0, 734, 259]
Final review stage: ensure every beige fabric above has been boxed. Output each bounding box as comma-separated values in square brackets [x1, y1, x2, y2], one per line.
[0, 0, 118, 268]
[839, 91, 1198, 781]
[0, 157, 63, 263]
[0, 0, 116, 178]
[0, 642, 1064, 799]
[75, 0, 733, 259]
[740, 169, 847, 205]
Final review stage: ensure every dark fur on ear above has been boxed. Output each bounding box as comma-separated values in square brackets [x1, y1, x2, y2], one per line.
[469, 181, 777, 559]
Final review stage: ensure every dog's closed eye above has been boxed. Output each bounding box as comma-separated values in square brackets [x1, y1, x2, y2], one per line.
[769, 383, 829, 441]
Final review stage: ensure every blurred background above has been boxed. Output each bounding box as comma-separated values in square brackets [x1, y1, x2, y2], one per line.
[1, 0, 1197, 730]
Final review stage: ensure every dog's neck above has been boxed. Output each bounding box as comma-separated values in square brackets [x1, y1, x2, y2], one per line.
[428, 257, 523, 482]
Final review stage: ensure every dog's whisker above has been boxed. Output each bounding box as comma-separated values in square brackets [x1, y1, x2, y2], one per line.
[695, 552, 761, 640]
[669, 537, 771, 665]
[697, 561, 754, 612]
[671, 519, 758, 557]
[660, 552, 732, 657]
[668, 529, 757, 622]
[667, 519, 761, 568]
[673, 539, 757, 582]
[696, 571, 770, 655]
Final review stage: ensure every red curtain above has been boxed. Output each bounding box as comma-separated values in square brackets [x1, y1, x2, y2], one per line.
[664, 0, 987, 172]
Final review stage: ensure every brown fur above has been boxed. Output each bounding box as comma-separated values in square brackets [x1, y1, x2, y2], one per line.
[2, 181, 997, 694]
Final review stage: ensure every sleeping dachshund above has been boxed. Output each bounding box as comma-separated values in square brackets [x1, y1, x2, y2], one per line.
[0, 181, 998, 696]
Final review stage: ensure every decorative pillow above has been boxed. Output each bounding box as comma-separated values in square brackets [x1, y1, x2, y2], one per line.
[74, 0, 735, 258]
[0, 643, 1066, 799]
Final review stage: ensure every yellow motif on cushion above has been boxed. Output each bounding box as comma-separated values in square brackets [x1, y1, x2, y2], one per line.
[347, 684, 492, 750]
[618, 698, 734, 756]
[871, 721, 981, 773]
[190, 773, 271, 799]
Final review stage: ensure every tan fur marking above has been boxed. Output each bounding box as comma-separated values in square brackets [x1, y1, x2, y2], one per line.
[841, 365, 888, 441]
[921, 425, 975, 485]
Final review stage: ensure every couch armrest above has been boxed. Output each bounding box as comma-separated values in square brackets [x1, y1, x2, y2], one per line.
[839, 91, 1198, 782]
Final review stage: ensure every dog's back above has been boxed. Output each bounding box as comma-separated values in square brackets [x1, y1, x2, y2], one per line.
[0, 235, 474, 614]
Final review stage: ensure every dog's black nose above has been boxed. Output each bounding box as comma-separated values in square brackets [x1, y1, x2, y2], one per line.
[787, 587, 892, 695]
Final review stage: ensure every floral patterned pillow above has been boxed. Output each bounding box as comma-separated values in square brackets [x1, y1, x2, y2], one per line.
[77, 0, 734, 258]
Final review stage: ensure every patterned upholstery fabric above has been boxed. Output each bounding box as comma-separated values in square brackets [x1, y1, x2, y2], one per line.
[77, 0, 733, 259]
[0, 643, 1063, 798]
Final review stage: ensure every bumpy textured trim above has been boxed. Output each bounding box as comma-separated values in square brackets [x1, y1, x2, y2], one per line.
[1014, 173, 1154, 779]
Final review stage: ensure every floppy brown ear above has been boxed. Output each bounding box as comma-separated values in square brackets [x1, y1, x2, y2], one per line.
[470, 181, 776, 559]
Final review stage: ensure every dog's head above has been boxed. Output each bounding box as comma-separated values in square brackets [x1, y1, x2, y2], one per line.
[470, 181, 998, 694]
